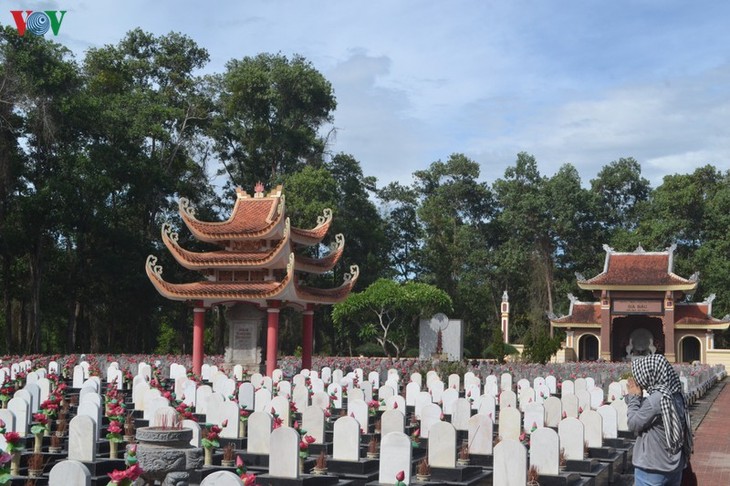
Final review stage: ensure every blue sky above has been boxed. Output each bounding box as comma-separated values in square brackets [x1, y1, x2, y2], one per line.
[6, 1, 730, 190]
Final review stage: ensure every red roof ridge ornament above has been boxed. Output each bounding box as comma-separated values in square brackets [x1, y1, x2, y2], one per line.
[254, 181, 265, 198]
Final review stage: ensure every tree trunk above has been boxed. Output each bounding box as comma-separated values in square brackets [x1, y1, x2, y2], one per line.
[2, 255, 10, 354]
[29, 248, 42, 353]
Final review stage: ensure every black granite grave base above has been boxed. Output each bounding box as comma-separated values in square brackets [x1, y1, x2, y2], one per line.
[256, 473, 354, 486]
[467, 453, 492, 468]
[219, 437, 247, 449]
[234, 452, 270, 468]
[588, 446, 622, 479]
[533, 471, 591, 486]
[81, 458, 127, 476]
[429, 465, 482, 482]
[308, 442, 333, 456]
[327, 458, 379, 475]
[8, 475, 49, 486]
[565, 459, 610, 486]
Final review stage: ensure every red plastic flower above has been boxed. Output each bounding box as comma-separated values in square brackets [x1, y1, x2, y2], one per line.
[396, 470, 405, 481]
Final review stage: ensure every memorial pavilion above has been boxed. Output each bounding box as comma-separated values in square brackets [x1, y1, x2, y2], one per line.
[551, 244, 729, 363]
[145, 184, 359, 376]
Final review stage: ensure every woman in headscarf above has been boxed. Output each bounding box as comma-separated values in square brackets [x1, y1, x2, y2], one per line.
[627, 353, 693, 485]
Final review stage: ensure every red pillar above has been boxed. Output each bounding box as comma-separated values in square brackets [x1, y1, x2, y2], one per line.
[302, 305, 314, 370]
[266, 301, 281, 377]
[192, 302, 206, 376]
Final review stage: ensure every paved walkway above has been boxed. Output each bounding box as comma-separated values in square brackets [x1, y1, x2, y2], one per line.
[691, 378, 730, 482]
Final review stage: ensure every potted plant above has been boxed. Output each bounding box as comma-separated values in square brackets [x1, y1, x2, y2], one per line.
[527, 464, 540, 486]
[366, 435, 379, 459]
[312, 451, 328, 475]
[457, 440, 470, 466]
[559, 447, 567, 472]
[123, 412, 136, 443]
[27, 452, 44, 478]
[49, 433, 63, 454]
[416, 457, 431, 482]
[221, 443, 235, 467]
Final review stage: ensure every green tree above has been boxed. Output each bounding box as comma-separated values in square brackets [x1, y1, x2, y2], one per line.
[210, 53, 336, 189]
[332, 279, 452, 357]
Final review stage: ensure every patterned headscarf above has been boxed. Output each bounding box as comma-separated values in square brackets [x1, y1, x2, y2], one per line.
[631, 354, 692, 455]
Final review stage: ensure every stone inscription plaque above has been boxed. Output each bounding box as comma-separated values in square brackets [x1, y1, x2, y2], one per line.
[612, 300, 662, 314]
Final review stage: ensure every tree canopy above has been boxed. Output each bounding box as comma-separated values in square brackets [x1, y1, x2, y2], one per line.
[2, 28, 730, 358]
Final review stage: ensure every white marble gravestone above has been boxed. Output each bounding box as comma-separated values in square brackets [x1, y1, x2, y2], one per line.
[200, 471, 244, 485]
[499, 390, 517, 409]
[333, 416, 361, 462]
[7, 397, 29, 435]
[49, 460, 91, 486]
[441, 388, 459, 415]
[68, 415, 96, 462]
[500, 373, 512, 393]
[597, 404, 618, 439]
[238, 382, 255, 411]
[311, 392, 330, 411]
[428, 421, 457, 468]
[530, 427, 560, 475]
[468, 414, 493, 455]
[493, 439, 527, 486]
[419, 313, 463, 361]
[183, 419, 201, 447]
[380, 409, 405, 436]
[523, 402, 545, 433]
[451, 398, 472, 431]
[302, 406, 325, 444]
[269, 427, 299, 479]
[579, 410, 603, 447]
[477, 395, 496, 421]
[611, 398, 629, 431]
[544, 396, 563, 427]
[558, 417, 584, 460]
[246, 412, 273, 454]
[347, 398, 369, 433]
[379, 432, 412, 485]
[195, 385, 213, 415]
[561, 394, 579, 418]
[254, 387, 272, 413]
[419, 403, 442, 438]
[498, 407, 521, 441]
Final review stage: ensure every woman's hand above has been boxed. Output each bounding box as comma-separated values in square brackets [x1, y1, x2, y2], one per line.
[627, 377, 642, 396]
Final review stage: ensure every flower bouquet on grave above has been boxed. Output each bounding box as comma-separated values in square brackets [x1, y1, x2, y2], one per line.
[3, 432, 23, 476]
[201, 421, 225, 466]
[236, 456, 259, 485]
[238, 405, 250, 437]
[30, 413, 49, 453]
[175, 400, 196, 422]
[271, 408, 283, 429]
[106, 420, 124, 459]
[367, 400, 380, 417]
[410, 428, 420, 448]
[106, 463, 143, 486]
[0, 384, 15, 409]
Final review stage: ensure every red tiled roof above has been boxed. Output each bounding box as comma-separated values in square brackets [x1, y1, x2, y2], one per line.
[580, 249, 695, 288]
[179, 195, 283, 243]
[162, 222, 290, 270]
[552, 302, 602, 324]
[294, 265, 360, 304]
[291, 209, 333, 246]
[674, 304, 727, 325]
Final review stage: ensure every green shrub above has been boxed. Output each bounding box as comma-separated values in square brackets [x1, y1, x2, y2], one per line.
[355, 342, 387, 357]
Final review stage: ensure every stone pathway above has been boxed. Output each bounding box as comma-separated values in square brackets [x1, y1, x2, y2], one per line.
[690, 377, 730, 482]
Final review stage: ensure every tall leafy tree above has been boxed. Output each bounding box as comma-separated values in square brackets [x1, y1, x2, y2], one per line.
[210, 53, 336, 190]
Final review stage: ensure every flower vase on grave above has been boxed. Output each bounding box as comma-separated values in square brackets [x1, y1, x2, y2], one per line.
[44, 423, 51, 437]
[10, 452, 20, 476]
[33, 432, 43, 453]
[299, 455, 305, 475]
[204, 447, 213, 466]
[239, 419, 247, 438]
[110, 440, 119, 459]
